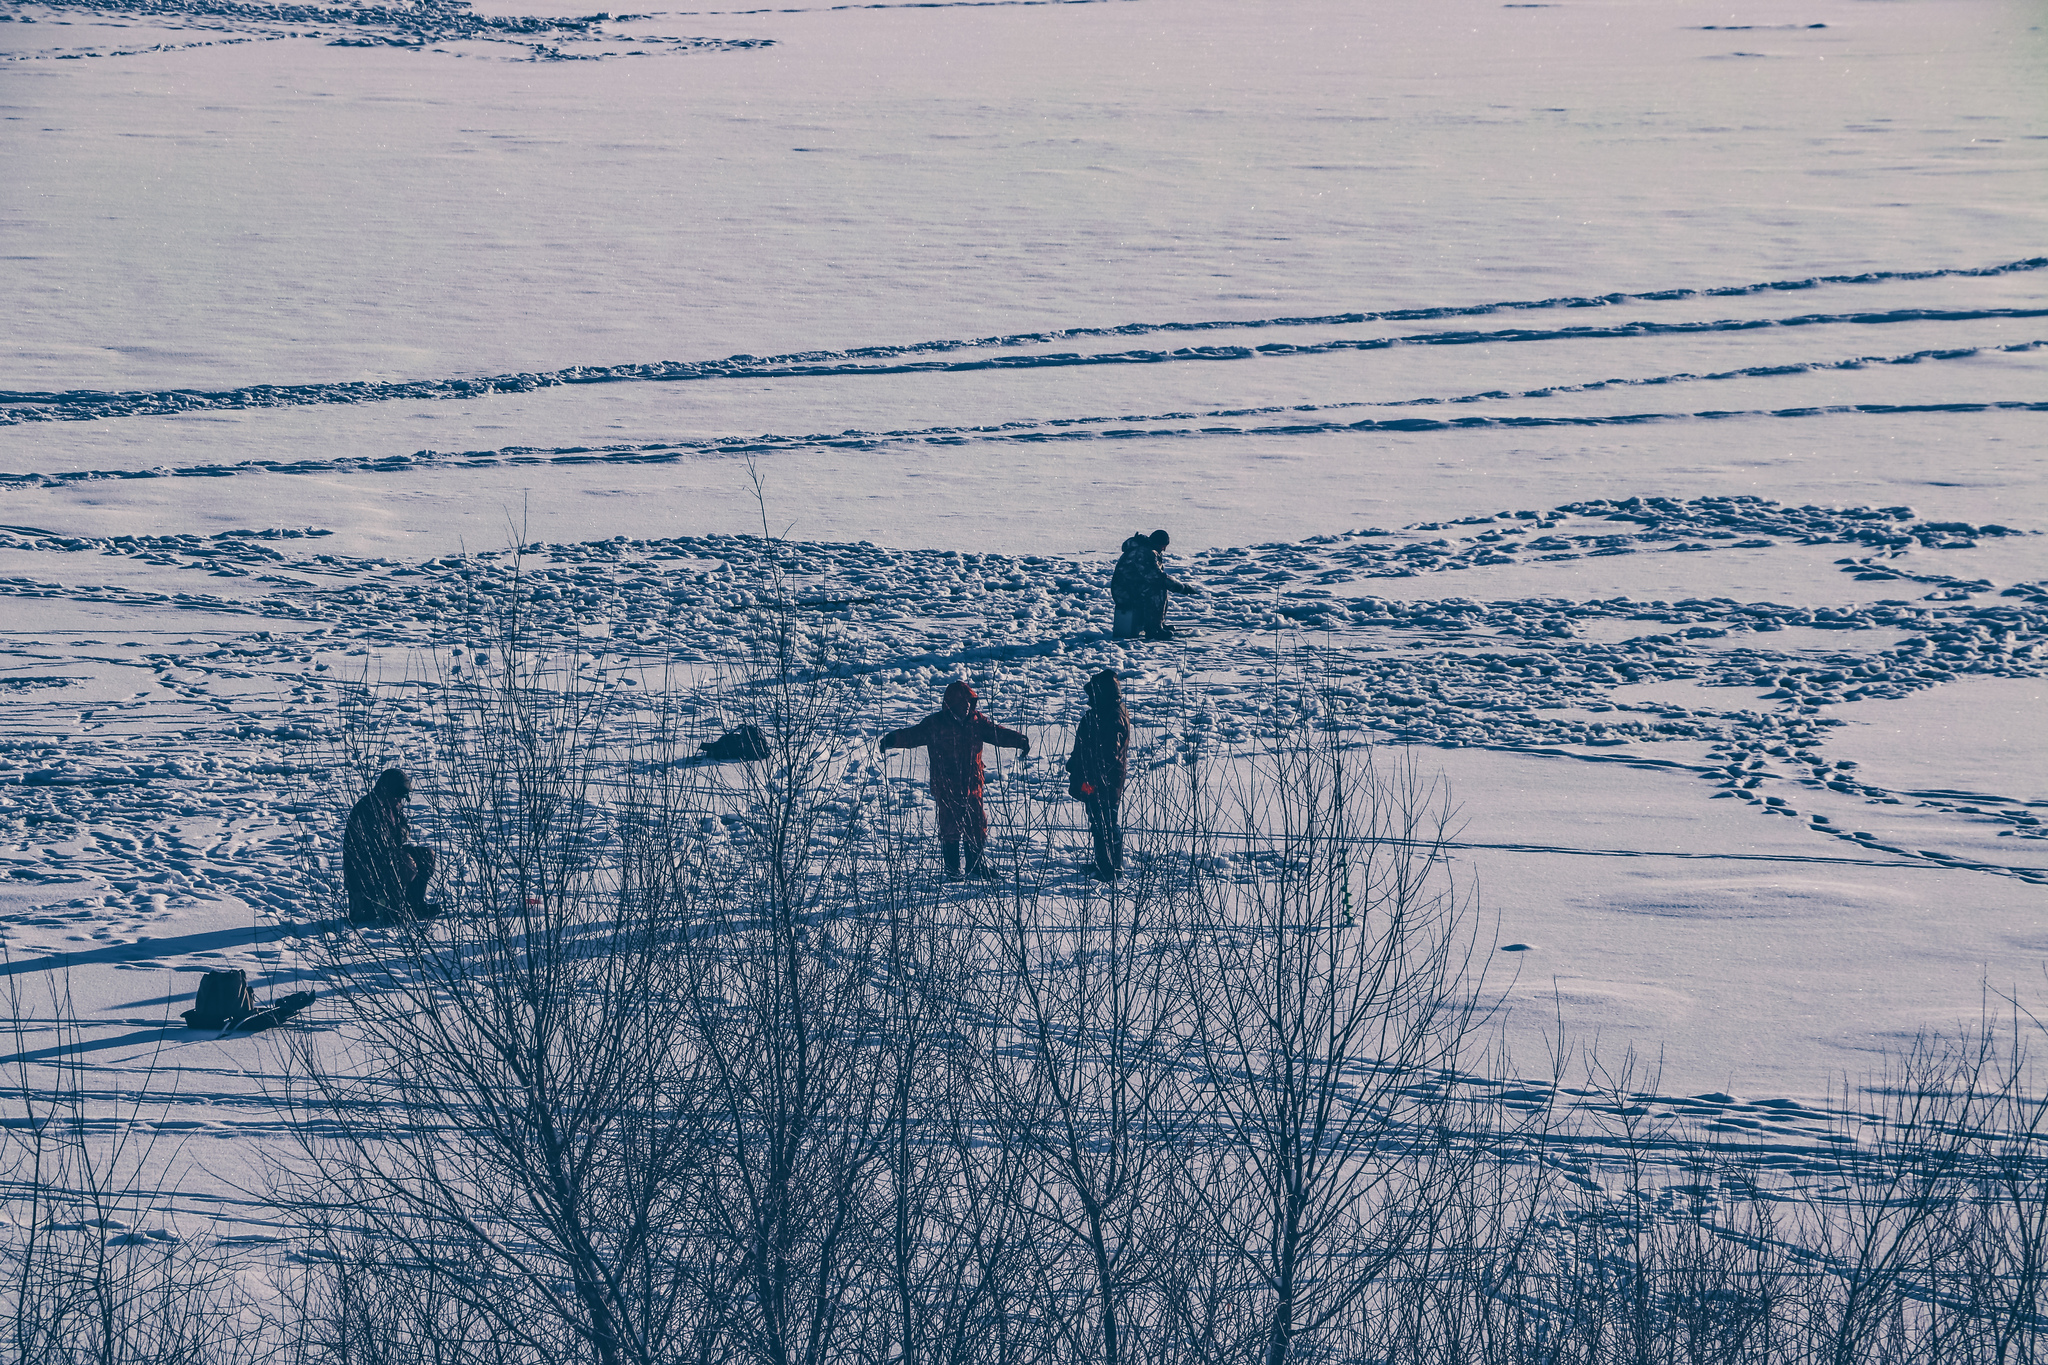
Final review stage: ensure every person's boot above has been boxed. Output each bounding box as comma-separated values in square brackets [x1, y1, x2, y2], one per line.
[964, 842, 999, 880]
[1089, 830, 1117, 881]
[941, 841, 962, 880]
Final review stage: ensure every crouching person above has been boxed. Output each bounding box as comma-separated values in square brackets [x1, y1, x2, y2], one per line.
[1110, 529, 1198, 641]
[343, 768, 439, 923]
[1066, 670, 1130, 880]
[880, 680, 1030, 880]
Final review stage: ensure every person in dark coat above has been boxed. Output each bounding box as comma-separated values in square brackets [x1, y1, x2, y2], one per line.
[343, 769, 438, 923]
[1066, 669, 1131, 880]
[880, 680, 1030, 879]
[1109, 529, 1197, 640]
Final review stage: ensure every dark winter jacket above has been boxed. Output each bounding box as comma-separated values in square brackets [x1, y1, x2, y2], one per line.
[881, 681, 1030, 837]
[343, 784, 413, 918]
[1066, 671, 1130, 803]
[1110, 534, 1192, 607]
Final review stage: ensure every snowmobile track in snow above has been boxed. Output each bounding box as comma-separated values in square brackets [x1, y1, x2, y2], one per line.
[5, 255, 2044, 424]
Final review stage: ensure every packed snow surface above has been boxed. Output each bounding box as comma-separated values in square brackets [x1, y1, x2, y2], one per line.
[1, 0, 2044, 1236]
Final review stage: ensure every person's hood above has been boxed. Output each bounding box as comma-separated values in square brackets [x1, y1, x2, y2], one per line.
[943, 679, 977, 717]
[1084, 670, 1121, 709]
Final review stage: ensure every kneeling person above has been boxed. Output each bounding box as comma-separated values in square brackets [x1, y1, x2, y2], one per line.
[343, 768, 439, 923]
[1110, 529, 1198, 640]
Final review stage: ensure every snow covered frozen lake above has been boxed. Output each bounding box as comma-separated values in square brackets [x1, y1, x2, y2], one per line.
[2, 0, 2044, 1240]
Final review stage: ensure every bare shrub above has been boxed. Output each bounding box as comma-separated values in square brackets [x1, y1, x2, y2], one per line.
[1358, 1019, 2048, 1365]
[278, 584, 1009, 1364]
[264, 581, 2048, 1365]
[1, 976, 271, 1365]
[967, 780, 1202, 1365]
[1152, 710, 1496, 1365]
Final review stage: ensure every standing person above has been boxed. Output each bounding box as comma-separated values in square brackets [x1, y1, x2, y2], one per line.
[880, 680, 1030, 880]
[1066, 669, 1131, 881]
[1109, 529, 1198, 641]
[343, 768, 439, 923]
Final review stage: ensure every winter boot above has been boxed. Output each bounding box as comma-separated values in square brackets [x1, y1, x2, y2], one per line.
[964, 840, 999, 880]
[941, 840, 962, 881]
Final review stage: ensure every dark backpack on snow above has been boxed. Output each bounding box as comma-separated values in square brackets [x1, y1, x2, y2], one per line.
[184, 970, 255, 1029]
[700, 724, 771, 762]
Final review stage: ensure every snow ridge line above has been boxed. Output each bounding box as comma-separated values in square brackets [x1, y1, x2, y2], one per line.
[2, 281, 2042, 424]
[1372, 339, 2048, 405]
[4, 34, 283, 62]
[1032, 822, 2046, 874]
[10, 0, 777, 62]
[25, 0, 765, 39]
[9, 398, 2046, 488]
[3, 493, 2031, 591]
[658, 0, 1145, 16]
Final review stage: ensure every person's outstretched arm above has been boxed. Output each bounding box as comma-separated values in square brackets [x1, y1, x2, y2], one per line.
[879, 715, 937, 751]
[978, 718, 1031, 756]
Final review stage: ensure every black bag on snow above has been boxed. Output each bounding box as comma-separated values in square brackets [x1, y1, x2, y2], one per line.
[183, 970, 255, 1029]
[700, 724, 771, 762]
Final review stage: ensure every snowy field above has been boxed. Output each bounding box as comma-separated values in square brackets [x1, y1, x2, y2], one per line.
[3, 0, 2045, 1246]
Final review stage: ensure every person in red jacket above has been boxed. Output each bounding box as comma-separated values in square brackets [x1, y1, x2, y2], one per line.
[881, 679, 1030, 879]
